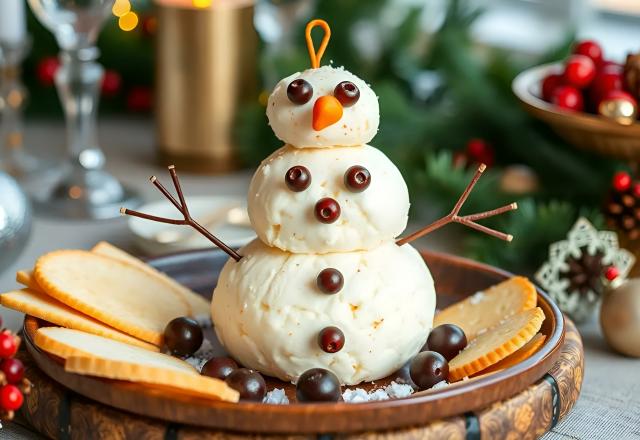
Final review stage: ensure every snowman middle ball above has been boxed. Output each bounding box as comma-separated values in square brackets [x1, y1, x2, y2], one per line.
[248, 144, 410, 254]
[211, 239, 436, 385]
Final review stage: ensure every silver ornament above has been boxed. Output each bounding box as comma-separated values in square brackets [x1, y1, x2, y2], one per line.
[600, 278, 640, 357]
[0, 172, 31, 275]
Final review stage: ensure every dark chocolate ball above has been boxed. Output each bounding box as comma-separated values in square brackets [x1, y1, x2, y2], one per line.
[344, 165, 371, 192]
[225, 368, 267, 402]
[409, 351, 449, 390]
[201, 357, 238, 380]
[316, 268, 344, 294]
[285, 165, 311, 192]
[314, 198, 341, 224]
[287, 79, 313, 105]
[318, 326, 345, 353]
[334, 81, 360, 107]
[427, 324, 468, 361]
[163, 317, 203, 357]
[296, 368, 342, 402]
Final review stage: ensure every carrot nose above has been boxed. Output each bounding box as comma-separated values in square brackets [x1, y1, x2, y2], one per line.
[312, 95, 343, 131]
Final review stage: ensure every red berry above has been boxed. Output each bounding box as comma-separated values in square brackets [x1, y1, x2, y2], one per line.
[101, 70, 122, 97]
[466, 138, 495, 167]
[36, 56, 60, 86]
[0, 384, 23, 411]
[541, 73, 564, 102]
[314, 198, 341, 224]
[0, 332, 17, 358]
[318, 326, 345, 353]
[599, 60, 622, 71]
[551, 86, 584, 112]
[632, 183, 640, 198]
[563, 55, 596, 88]
[1, 358, 24, 384]
[126, 86, 153, 112]
[589, 66, 623, 110]
[612, 171, 632, 192]
[604, 266, 619, 281]
[573, 40, 603, 67]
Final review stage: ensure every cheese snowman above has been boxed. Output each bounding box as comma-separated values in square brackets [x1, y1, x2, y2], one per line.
[123, 20, 516, 387]
[211, 21, 435, 385]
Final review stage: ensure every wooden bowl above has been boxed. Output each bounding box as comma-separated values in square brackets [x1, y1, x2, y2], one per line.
[22, 249, 565, 435]
[512, 62, 640, 161]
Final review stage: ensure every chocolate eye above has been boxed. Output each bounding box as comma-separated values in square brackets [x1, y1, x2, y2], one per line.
[344, 165, 370, 192]
[334, 81, 360, 107]
[285, 165, 311, 192]
[287, 79, 313, 105]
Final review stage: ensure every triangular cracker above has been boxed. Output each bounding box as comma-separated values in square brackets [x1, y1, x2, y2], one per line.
[34, 250, 191, 345]
[448, 307, 545, 381]
[35, 327, 237, 402]
[434, 277, 537, 340]
[0, 289, 158, 351]
[91, 242, 210, 318]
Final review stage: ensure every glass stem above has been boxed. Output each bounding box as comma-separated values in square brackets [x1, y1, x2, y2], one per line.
[55, 47, 105, 171]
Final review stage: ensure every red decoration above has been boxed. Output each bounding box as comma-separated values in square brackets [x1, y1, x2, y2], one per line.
[101, 70, 122, 97]
[541, 73, 563, 102]
[563, 55, 596, 89]
[126, 86, 153, 112]
[551, 86, 584, 111]
[604, 266, 619, 281]
[0, 359, 24, 384]
[612, 171, 632, 192]
[141, 15, 157, 37]
[573, 40, 603, 67]
[0, 332, 17, 359]
[0, 385, 23, 411]
[465, 138, 495, 167]
[589, 65, 623, 110]
[36, 56, 60, 87]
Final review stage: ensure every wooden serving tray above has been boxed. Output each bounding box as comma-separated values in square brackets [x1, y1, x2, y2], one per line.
[20, 250, 572, 437]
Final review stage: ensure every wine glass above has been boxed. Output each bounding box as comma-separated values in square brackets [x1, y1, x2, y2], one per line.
[27, 0, 139, 219]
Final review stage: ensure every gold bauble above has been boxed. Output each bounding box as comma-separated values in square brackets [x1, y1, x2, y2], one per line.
[598, 97, 638, 126]
[600, 278, 640, 357]
[499, 165, 539, 195]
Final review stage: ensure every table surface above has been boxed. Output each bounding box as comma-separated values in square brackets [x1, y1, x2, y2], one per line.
[1, 120, 639, 440]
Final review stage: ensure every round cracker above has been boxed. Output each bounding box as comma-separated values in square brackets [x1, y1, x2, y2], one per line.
[448, 307, 545, 381]
[479, 333, 546, 375]
[434, 276, 537, 340]
[34, 250, 190, 345]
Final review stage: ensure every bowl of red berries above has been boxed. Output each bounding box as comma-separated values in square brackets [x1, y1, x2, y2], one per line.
[513, 39, 640, 160]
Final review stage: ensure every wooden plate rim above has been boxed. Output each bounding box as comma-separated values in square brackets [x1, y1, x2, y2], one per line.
[22, 249, 565, 434]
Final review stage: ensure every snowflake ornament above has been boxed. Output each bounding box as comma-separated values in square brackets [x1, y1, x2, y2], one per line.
[535, 217, 635, 323]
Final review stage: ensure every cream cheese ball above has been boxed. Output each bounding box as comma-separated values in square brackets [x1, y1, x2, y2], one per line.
[248, 144, 409, 253]
[266, 65, 379, 148]
[211, 239, 435, 385]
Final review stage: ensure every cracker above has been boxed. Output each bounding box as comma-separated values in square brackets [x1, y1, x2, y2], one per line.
[16, 269, 39, 291]
[434, 276, 537, 340]
[35, 327, 237, 402]
[448, 307, 545, 381]
[1, 289, 158, 351]
[480, 333, 546, 375]
[65, 356, 238, 402]
[34, 250, 191, 345]
[91, 242, 210, 318]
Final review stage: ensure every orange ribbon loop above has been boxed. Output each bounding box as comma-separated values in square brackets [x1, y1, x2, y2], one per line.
[305, 19, 331, 69]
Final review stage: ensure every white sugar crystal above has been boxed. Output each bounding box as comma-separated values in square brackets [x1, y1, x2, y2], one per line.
[431, 380, 449, 390]
[469, 291, 485, 304]
[195, 314, 213, 328]
[384, 381, 414, 399]
[342, 388, 370, 403]
[263, 388, 289, 404]
[368, 389, 390, 401]
[185, 339, 215, 372]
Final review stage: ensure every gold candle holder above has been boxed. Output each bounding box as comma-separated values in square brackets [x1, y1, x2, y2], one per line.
[155, 0, 257, 173]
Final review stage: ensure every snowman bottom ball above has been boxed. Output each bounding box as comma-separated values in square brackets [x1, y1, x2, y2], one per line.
[211, 239, 435, 385]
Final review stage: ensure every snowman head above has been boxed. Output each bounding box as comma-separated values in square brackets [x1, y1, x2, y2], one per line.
[266, 21, 379, 148]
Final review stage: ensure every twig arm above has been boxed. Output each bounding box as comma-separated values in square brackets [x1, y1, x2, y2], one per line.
[120, 166, 243, 262]
[396, 164, 517, 246]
